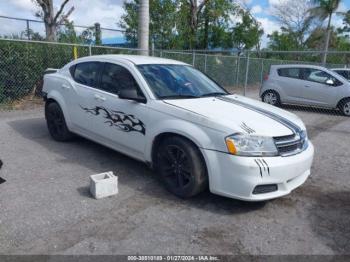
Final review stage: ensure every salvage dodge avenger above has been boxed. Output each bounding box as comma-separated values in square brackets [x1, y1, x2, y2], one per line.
[42, 55, 314, 201]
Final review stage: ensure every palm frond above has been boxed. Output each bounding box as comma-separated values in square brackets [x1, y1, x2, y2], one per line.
[308, 6, 328, 21]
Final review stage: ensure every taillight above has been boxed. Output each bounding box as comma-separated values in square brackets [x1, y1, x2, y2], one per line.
[263, 74, 269, 81]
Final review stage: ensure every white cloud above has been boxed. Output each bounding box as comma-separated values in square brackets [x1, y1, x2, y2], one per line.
[268, 0, 289, 5]
[257, 17, 280, 35]
[68, 0, 124, 29]
[9, 0, 35, 11]
[336, 2, 347, 13]
[0, 0, 125, 39]
[251, 5, 263, 15]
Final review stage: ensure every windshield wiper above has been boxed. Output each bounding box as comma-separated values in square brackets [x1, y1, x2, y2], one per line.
[199, 92, 227, 97]
[160, 94, 200, 99]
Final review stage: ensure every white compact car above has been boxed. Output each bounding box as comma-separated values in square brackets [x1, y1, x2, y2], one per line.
[43, 55, 314, 201]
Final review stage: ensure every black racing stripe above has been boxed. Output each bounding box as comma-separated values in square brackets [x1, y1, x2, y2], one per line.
[241, 122, 255, 134]
[258, 159, 266, 172]
[217, 96, 301, 134]
[162, 101, 207, 117]
[254, 159, 263, 178]
[261, 159, 270, 175]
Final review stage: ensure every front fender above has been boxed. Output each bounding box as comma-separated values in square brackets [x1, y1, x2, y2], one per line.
[144, 118, 224, 162]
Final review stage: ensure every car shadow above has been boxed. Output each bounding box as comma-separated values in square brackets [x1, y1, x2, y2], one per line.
[280, 104, 344, 116]
[8, 117, 266, 215]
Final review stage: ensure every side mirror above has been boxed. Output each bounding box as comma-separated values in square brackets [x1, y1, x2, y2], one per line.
[119, 88, 147, 103]
[325, 79, 334, 86]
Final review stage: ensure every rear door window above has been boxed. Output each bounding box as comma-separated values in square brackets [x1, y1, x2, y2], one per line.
[73, 62, 101, 88]
[277, 68, 301, 79]
[100, 63, 144, 97]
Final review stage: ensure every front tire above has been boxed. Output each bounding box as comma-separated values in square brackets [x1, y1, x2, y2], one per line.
[339, 98, 350, 116]
[262, 90, 281, 106]
[45, 102, 74, 141]
[155, 136, 208, 198]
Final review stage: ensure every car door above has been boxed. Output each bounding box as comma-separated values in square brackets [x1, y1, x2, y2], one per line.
[276, 67, 305, 103]
[85, 62, 149, 160]
[300, 68, 342, 107]
[66, 61, 103, 133]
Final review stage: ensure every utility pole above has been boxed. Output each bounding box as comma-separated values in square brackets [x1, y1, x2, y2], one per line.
[138, 0, 149, 56]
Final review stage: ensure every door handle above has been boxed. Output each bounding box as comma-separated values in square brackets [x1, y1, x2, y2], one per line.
[304, 85, 310, 88]
[94, 94, 106, 101]
[61, 84, 70, 89]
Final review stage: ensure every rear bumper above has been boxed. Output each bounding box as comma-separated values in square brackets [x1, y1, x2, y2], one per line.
[202, 141, 314, 201]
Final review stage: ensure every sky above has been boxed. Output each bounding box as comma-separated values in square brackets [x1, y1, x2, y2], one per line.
[0, 0, 350, 47]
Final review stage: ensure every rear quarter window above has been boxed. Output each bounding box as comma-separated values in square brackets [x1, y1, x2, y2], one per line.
[72, 62, 101, 88]
[334, 70, 350, 80]
[277, 68, 301, 79]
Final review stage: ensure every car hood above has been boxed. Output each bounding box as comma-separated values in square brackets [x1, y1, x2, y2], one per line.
[164, 94, 305, 137]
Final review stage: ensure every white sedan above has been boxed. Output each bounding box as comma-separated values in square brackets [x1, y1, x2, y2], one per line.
[42, 55, 314, 201]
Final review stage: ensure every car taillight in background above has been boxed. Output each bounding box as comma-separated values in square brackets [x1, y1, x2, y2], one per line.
[263, 74, 269, 81]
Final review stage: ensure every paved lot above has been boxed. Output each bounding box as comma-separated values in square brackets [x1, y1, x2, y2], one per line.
[0, 103, 349, 255]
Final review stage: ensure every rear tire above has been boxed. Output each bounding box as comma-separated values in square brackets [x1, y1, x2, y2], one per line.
[45, 102, 74, 141]
[262, 90, 281, 106]
[338, 98, 350, 116]
[155, 136, 208, 198]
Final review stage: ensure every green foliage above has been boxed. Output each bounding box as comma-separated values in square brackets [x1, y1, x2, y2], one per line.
[0, 40, 89, 103]
[338, 10, 350, 37]
[57, 22, 103, 45]
[268, 31, 302, 51]
[198, 0, 238, 49]
[119, 0, 242, 50]
[231, 9, 264, 52]
[309, 0, 341, 21]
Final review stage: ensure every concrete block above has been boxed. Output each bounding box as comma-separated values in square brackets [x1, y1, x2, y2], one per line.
[90, 171, 118, 199]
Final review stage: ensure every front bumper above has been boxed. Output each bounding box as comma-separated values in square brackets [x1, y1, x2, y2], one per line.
[202, 141, 314, 201]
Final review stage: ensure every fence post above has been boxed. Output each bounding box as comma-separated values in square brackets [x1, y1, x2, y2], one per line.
[260, 59, 264, 86]
[73, 46, 78, 60]
[244, 52, 250, 97]
[26, 20, 30, 40]
[89, 44, 92, 56]
[204, 54, 207, 73]
[192, 51, 196, 66]
[236, 55, 240, 89]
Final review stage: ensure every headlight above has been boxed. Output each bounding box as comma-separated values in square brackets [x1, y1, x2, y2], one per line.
[225, 134, 278, 157]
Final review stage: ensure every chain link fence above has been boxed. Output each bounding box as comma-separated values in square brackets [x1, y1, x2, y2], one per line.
[1, 38, 349, 115]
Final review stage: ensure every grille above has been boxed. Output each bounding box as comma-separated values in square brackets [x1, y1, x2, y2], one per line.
[274, 133, 306, 156]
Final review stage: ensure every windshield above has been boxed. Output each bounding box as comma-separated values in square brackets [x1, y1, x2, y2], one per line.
[137, 64, 228, 99]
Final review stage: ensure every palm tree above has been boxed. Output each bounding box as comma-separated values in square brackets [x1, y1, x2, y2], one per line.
[138, 0, 149, 55]
[309, 0, 341, 65]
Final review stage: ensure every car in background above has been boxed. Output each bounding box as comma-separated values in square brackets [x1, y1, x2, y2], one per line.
[260, 64, 350, 116]
[42, 55, 314, 201]
[332, 68, 350, 82]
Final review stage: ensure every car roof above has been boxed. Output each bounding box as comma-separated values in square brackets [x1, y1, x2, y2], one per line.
[73, 54, 188, 66]
[271, 64, 329, 70]
[332, 68, 350, 71]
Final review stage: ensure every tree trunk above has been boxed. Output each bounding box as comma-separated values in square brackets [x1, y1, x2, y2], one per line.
[45, 23, 57, 41]
[322, 13, 332, 65]
[46, 0, 56, 41]
[138, 0, 149, 56]
[203, 7, 209, 49]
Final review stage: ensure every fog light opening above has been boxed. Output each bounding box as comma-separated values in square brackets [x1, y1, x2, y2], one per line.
[252, 184, 278, 194]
